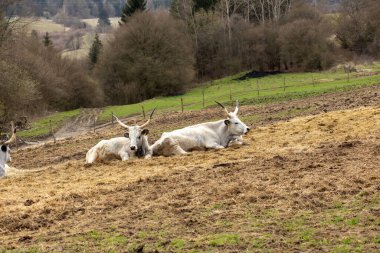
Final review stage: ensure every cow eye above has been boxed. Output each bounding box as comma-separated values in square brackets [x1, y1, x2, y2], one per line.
[235, 122, 239, 125]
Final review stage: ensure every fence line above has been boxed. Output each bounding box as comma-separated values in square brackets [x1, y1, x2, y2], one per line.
[170, 76, 372, 113]
[107, 75, 375, 125]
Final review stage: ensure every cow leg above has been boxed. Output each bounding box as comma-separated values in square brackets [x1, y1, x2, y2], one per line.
[120, 152, 129, 161]
[163, 137, 188, 155]
[144, 147, 153, 159]
[172, 145, 188, 155]
[205, 142, 225, 149]
[228, 136, 244, 147]
[152, 137, 188, 156]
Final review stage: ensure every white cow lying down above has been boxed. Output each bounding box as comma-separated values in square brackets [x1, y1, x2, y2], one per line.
[86, 109, 155, 164]
[151, 101, 249, 156]
[0, 122, 17, 177]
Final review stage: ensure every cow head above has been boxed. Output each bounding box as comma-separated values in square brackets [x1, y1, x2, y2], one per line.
[216, 100, 250, 135]
[1, 122, 17, 166]
[113, 108, 156, 151]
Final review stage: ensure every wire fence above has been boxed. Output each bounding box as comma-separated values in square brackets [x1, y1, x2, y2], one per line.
[147, 72, 375, 114]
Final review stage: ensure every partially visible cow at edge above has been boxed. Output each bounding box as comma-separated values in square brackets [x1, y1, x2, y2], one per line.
[150, 101, 250, 156]
[85, 108, 156, 164]
[0, 122, 17, 177]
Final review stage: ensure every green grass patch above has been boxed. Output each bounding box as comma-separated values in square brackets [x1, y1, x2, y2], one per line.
[251, 234, 272, 248]
[170, 239, 186, 250]
[208, 233, 240, 247]
[69, 230, 128, 251]
[346, 217, 360, 226]
[333, 245, 351, 253]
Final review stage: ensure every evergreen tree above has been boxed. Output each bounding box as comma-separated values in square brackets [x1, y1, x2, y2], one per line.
[43, 32, 52, 47]
[120, 0, 147, 24]
[89, 33, 102, 66]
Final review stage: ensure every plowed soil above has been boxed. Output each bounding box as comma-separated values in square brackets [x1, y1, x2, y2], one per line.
[0, 86, 379, 252]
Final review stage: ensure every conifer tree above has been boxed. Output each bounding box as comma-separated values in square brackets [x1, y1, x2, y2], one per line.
[43, 32, 52, 47]
[89, 33, 102, 66]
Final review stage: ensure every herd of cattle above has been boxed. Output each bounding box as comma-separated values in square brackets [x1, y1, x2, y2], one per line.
[0, 101, 250, 177]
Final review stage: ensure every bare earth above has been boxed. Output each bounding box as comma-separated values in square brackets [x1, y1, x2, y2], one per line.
[0, 86, 379, 252]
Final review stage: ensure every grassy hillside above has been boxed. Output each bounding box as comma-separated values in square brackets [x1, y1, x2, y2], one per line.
[18, 63, 380, 138]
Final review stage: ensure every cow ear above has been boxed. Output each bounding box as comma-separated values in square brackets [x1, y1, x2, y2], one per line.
[224, 119, 230, 126]
[142, 129, 149, 135]
[1, 145, 7, 152]
[124, 132, 129, 138]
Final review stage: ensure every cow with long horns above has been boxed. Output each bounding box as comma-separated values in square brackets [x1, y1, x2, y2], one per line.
[150, 101, 249, 156]
[0, 122, 17, 177]
[85, 108, 156, 164]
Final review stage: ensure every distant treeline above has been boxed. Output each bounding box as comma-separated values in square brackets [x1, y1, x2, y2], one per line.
[7, 0, 171, 18]
[0, 0, 379, 124]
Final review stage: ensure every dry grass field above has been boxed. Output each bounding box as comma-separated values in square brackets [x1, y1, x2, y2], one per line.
[1, 86, 379, 252]
[17, 18, 66, 33]
[81, 17, 121, 28]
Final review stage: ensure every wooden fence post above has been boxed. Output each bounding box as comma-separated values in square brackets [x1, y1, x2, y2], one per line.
[141, 105, 146, 119]
[181, 98, 184, 113]
[229, 84, 232, 104]
[49, 120, 56, 143]
[202, 89, 205, 108]
[256, 79, 260, 97]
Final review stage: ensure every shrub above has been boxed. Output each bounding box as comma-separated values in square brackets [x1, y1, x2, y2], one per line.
[97, 11, 195, 105]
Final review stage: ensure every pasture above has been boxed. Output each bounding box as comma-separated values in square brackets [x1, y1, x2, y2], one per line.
[1, 85, 379, 252]
[17, 18, 67, 33]
[18, 63, 380, 139]
[81, 17, 121, 28]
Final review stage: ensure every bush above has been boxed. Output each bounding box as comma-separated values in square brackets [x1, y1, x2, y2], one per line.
[279, 19, 335, 71]
[0, 32, 104, 120]
[0, 60, 41, 121]
[336, 0, 380, 57]
[97, 11, 195, 105]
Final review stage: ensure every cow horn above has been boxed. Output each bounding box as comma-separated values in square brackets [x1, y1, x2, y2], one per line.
[3, 121, 17, 146]
[215, 101, 229, 116]
[113, 115, 130, 129]
[233, 100, 239, 115]
[140, 106, 157, 128]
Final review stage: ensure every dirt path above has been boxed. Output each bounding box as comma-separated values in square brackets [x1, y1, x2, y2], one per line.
[54, 108, 102, 139]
